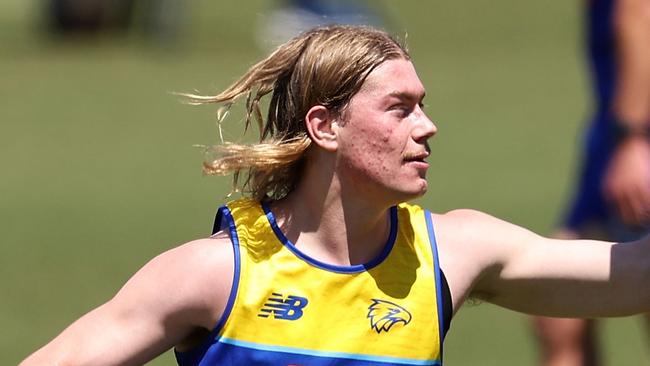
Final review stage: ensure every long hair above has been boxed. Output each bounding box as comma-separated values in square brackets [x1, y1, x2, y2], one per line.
[185, 24, 409, 200]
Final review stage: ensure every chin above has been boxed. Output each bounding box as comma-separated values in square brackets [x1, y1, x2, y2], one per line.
[411, 185, 429, 200]
[411, 179, 429, 195]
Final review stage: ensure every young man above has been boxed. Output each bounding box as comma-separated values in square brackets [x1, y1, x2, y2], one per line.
[20, 25, 650, 366]
[532, 0, 650, 364]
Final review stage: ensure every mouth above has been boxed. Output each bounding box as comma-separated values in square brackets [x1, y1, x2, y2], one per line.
[403, 151, 429, 163]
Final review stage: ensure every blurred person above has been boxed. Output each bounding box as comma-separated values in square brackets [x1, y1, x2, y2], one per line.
[46, 0, 185, 41]
[19, 24, 650, 366]
[532, 0, 650, 365]
[257, 0, 387, 48]
[47, 0, 134, 33]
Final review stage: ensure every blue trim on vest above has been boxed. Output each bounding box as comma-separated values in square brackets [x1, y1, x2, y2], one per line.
[261, 202, 398, 274]
[218, 337, 442, 365]
[213, 205, 242, 334]
[424, 210, 445, 362]
[211, 204, 223, 235]
[175, 205, 242, 366]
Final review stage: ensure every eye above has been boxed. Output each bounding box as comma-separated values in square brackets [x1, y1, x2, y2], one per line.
[389, 104, 412, 117]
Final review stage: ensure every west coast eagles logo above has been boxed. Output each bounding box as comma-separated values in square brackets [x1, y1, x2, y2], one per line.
[367, 299, 412, 333]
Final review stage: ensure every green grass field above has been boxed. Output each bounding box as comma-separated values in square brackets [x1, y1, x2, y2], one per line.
[2, 1, 648, 364]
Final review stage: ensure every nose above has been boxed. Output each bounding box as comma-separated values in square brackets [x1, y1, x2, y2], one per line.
[413, 108, 437, 143]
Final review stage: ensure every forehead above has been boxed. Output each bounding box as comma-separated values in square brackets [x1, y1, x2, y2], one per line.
[358, 59, 426, 100]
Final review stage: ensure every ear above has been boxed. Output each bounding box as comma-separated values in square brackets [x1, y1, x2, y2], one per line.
[305, 105, 338, 152]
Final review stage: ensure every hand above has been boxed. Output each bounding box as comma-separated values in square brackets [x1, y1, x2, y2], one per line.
[603, 136, 650, 227]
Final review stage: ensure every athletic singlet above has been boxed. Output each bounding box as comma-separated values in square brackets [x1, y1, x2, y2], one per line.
[175, 198, 450, 365]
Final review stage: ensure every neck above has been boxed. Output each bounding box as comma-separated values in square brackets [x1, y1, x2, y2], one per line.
[271, 174, 394, 267]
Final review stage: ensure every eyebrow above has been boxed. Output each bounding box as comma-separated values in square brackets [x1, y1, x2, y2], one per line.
[387, 90, 426, 103]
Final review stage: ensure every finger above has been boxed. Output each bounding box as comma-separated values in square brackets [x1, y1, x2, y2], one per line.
[633, 184, 650, 225]
[603, 178, 628, 222]
[620, 185, 650, 227]
[618, 195, 638, 227]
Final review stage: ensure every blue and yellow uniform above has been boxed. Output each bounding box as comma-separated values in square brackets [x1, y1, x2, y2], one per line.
[176, 199, 452, 365]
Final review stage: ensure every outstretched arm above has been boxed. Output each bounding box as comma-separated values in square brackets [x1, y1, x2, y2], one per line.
[19, 237, 233, 366]
[436, 210, 650, 317]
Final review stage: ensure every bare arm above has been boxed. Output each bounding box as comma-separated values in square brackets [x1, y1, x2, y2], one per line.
[20, 236, 234, 366]
[603, 0, 650, 226]
[436, 210, 650, 317]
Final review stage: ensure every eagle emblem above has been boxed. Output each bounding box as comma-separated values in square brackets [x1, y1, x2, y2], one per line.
[367, 299, 412, 333]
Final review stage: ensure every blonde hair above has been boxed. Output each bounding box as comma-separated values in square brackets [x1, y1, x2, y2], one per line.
[185, 24, 409, 201]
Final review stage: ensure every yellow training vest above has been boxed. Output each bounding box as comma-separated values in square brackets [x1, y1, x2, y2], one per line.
[176, 198, 446, 365]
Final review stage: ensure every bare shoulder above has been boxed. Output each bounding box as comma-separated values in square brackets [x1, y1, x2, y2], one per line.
[432, 208, 495, 232]
[428, 209, 540, 311]
[160, 232, 235, 299]
[161, 232, 234, 272]
[110, 232, 236, 331]
[432, 209, 501, 253]
[432, 208, 537, 250]
[433, 208, 513, 228]
[145, 232, 234, 286]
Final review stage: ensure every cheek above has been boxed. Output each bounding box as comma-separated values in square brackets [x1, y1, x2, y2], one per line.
[346, 126, 400, 175]
[358, 124, 397, 153]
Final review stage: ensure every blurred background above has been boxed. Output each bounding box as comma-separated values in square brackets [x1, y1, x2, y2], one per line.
[2, 0, 648, 364]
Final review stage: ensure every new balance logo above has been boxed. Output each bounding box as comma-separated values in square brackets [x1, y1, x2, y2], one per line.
[258, 292, 309, 320]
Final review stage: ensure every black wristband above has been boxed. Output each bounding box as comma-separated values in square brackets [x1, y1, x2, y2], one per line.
[609, 116, 650, 144]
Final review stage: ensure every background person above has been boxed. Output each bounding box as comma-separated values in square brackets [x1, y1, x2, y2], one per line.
[532, 0, 650, 365]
